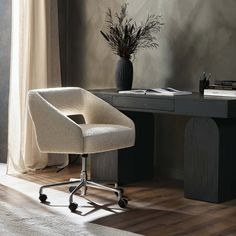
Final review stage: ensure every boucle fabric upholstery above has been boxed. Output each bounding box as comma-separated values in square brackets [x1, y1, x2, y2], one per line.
[27, 87, 135, 154]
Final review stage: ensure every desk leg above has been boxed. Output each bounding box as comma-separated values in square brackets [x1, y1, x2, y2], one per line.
[90, 112, 154, 185]
[184, 117, 236, 203]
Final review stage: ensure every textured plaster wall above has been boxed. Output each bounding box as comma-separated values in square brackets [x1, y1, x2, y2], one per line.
[60, 0, 236, 179]
[0, 0, 11, 163]
[64, 0, 236, 90]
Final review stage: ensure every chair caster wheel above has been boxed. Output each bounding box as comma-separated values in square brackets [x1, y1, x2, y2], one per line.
[118, 197, 128, 208]
[39, 194, 47, 203]
[115, 188, 124, 197]
[69, 202, 78, 212]
[69, 186, 76, 193]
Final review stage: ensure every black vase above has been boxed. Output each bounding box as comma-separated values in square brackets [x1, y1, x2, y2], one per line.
[115, 57, 133, 91]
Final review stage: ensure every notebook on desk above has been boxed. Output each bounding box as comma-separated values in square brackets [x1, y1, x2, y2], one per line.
[118, 87, 192, 96]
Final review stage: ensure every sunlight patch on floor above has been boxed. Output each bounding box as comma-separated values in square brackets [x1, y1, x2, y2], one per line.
[0, 163, 126, 224]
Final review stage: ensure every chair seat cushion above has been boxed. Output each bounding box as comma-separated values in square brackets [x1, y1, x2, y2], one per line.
[79, 124, 134, 153]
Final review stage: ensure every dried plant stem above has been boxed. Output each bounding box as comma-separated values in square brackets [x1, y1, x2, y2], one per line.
[101, 3, 163, 59]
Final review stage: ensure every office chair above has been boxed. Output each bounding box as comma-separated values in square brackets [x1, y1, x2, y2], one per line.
[27, 87, 135, 212]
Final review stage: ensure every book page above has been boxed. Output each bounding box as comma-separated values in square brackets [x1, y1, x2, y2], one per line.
[118, 89, 146, 94]
[118, 88, 192, 96]
[146, 88, 192, 96]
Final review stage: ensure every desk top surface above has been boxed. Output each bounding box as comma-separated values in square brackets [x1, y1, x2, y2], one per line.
[91, 89, 236, 118]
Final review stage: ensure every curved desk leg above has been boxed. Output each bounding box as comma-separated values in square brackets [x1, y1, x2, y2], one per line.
[184, 117, 236, 203]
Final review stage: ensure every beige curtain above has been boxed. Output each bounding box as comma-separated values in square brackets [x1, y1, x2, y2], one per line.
[7, 0, 67, 174]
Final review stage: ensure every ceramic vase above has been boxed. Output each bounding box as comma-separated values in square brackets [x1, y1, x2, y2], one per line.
[115, 57, 133, 91]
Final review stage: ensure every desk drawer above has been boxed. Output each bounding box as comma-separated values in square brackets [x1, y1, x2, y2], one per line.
[96, 94, 113, 105]
[175, 99, 228, 117]
[113, 96, 174, 112]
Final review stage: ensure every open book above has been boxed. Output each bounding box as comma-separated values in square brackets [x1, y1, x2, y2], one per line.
[118, 88, 192, 96]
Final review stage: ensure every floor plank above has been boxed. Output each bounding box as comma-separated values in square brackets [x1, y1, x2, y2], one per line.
[13, 164, 236, 236]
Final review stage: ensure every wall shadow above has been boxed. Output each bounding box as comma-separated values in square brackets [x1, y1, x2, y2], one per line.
[165, 0, 206, 91]
[0, 0, 11, 163]
[165, 0, 236, 91]
[58, 0, 86, 87]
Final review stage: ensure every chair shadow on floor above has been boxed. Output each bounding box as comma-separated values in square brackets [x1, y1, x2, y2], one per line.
[42, 194, 128, 216]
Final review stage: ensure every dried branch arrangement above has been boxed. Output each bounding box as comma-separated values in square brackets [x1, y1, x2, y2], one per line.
[100, 3, 163, 60]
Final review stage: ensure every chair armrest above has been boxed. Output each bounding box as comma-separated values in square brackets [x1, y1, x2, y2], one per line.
[28, 92, 84, 153]
[83, 91, 135, 130]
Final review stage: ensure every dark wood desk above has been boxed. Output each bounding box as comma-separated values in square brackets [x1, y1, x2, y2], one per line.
[91, 89, 236, 203]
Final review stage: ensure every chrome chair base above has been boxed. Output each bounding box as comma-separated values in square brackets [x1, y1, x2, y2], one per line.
[39, 154, 128, 212]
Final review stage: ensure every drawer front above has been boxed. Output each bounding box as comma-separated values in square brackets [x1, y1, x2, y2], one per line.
[113, 96, 174, 112]
[175, 99, 227, 117]
[95, 94, 113, 105]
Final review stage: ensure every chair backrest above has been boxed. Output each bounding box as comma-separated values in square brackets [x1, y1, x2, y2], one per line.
[28, 87, 135, 154]
[30, 87, 84, 116]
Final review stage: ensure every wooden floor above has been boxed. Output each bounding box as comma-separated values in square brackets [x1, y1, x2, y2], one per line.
[14, 164, 236, 236]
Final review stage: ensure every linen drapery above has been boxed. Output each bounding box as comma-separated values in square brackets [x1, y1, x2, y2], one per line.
[7, 0, 67, 174]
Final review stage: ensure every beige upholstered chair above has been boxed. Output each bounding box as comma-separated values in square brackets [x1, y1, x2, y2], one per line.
[27, 87, 135, 212]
